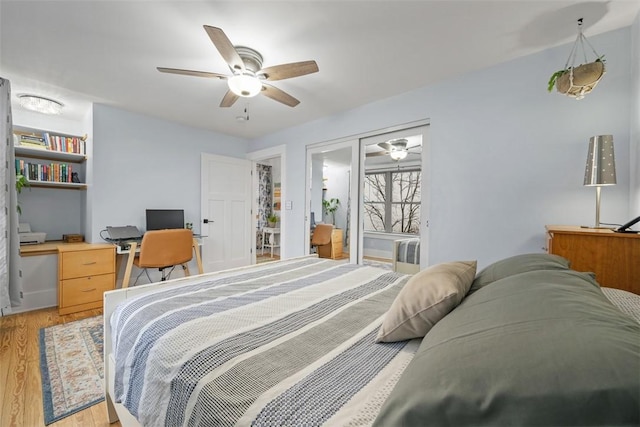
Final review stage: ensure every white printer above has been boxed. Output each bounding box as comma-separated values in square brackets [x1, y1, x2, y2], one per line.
[19, 223, 46, 245]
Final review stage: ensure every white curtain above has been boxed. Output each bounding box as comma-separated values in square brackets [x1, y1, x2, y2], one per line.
[0, 78, 23, 315]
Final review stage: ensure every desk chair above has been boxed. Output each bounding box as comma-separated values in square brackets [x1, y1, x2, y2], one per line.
[122, 229, 202, 288]
[310, 224, 333, 258]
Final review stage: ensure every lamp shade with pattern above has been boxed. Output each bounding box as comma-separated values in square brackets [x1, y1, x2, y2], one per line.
[583, 135, 616, 228]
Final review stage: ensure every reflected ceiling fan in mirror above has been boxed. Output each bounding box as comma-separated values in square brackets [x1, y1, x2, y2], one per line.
[157, 25, 319, 108]
[367, 138, 421, 161]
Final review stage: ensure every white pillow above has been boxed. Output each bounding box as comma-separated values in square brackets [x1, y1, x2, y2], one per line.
[376, 260, 477, 343]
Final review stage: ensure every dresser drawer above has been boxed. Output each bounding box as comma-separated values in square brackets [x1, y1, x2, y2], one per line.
[60, 273, 115, 307]
[61, 248, 114, 279]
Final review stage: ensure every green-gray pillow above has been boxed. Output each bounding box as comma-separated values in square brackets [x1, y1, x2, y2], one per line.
[468, 253, 570, 295]
[373, 269, 640, 427]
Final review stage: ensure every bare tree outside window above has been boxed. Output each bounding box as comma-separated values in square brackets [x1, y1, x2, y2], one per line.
[364, 170, 420, 234]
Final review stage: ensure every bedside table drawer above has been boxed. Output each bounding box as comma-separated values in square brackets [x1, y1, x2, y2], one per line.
[61, 248, 114, 279]
[60, 273, 115, 307]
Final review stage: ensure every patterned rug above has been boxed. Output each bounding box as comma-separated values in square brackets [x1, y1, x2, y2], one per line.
[39, 315, 104, 425]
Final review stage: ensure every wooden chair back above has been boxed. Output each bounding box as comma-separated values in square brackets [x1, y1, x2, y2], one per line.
[311, 224, 333, 246]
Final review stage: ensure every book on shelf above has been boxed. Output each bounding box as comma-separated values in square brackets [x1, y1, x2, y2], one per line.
[14, 131, 86, 155]
[16, 160, 78, 184]
[14, 133, 48, 149]
[19, 142, 49, 150]
[42, 132, 86, 155]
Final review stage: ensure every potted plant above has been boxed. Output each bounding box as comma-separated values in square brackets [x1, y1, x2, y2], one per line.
[267, 213, 278, 228]
[322, 198, 340, 225]
[548, 57, 605, 98]
[16, 173, 29, 214]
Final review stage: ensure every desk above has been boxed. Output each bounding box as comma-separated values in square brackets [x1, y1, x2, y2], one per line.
[20, 240, 91, 256]
[261, 227, 280, 258]
[546, 225, 640, 295]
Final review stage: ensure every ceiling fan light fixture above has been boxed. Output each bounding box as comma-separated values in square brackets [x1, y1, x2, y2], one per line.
[389, 150, 408, 161]
[228, 74, 262, 97]
[17, 94, 63, 115]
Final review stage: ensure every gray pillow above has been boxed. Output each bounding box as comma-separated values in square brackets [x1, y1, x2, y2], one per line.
[373, 269, 640, 427]
[375, 261, 477, 343]
[468, 253, 570, 295]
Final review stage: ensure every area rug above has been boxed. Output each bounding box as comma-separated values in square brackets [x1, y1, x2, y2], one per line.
[39, 315, 104, 425]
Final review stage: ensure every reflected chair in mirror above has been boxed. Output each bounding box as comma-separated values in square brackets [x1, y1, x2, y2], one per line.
[310, 223, 334, 259]
[122, 228, 200, 288]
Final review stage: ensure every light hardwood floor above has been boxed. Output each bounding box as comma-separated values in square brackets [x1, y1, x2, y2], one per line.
[0, 307, 121, 427]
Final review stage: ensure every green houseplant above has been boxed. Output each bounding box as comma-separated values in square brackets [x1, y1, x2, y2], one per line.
[16, 173, 29, 214]
[267, 213, 278, 227]
[322, 198, 340, 225]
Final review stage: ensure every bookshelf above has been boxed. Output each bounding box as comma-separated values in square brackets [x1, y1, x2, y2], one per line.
[14, 128, 87, 190]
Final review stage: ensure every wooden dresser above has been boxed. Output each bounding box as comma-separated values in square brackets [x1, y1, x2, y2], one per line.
[546, 225, 640, 295]
[58, 244, 116, 314]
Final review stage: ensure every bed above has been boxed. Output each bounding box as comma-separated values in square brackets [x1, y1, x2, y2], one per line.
[104, 254, 640, 427]
[392, 238, 420, 274]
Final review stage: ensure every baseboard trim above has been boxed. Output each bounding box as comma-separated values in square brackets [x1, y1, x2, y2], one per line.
[10, 289, 56, 313]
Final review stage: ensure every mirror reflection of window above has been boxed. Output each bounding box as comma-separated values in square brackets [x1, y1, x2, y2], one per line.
[363, 134, 422, 235]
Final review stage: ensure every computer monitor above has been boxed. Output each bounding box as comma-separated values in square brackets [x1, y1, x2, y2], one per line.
[146, 209, 185, 231]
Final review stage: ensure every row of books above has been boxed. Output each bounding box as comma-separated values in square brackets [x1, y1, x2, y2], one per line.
[16, 159, 77, 184]
[14, 132, 86, 155]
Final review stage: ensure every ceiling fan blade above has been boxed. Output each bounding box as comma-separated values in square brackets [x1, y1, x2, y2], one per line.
[377, 142, 392, 151]
[261, 84, 300, 107]
[203, 25, 245, 73]
[157, 67, 228, 79]
[366, 151, 389, 157]
[219, 90, 239, 108]
[258, 60, 319, 81]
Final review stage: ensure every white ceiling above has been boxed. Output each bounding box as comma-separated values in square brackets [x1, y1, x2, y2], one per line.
[1, 1, 638, 140]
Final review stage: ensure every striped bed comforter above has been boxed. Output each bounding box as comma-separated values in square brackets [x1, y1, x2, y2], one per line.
[110, 257, 416, 427]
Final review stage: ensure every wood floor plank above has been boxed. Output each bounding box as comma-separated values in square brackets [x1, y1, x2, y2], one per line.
[0, 307, 121, 427]
[24, 357, 45, 426]
[1, 313, 27, 427]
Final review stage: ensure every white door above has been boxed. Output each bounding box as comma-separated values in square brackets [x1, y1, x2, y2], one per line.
[201, 153, 252, 272]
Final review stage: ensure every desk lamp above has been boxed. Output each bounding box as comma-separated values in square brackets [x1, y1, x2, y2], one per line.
[583, 135, 616, 228]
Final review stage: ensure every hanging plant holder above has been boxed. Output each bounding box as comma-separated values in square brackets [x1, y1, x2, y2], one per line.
[548, 18, 606, 100]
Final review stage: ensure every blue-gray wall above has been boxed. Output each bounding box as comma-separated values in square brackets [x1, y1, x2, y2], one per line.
[15, 22, 639, 271]
[90, 104, 248, 242]
[250, 26, 636, 269]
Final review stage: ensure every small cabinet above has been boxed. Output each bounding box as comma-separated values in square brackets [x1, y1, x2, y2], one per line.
[58, 244, 115, 314]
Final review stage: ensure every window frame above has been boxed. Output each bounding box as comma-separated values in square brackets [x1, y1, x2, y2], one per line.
[363, 168, 421, 234]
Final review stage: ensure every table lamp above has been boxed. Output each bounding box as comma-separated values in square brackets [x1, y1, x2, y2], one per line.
[583, 135, 616, 228]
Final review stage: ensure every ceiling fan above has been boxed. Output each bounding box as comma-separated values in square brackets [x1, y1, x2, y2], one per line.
[157, 25, 319, 108]
[366, 138, 421, 161]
